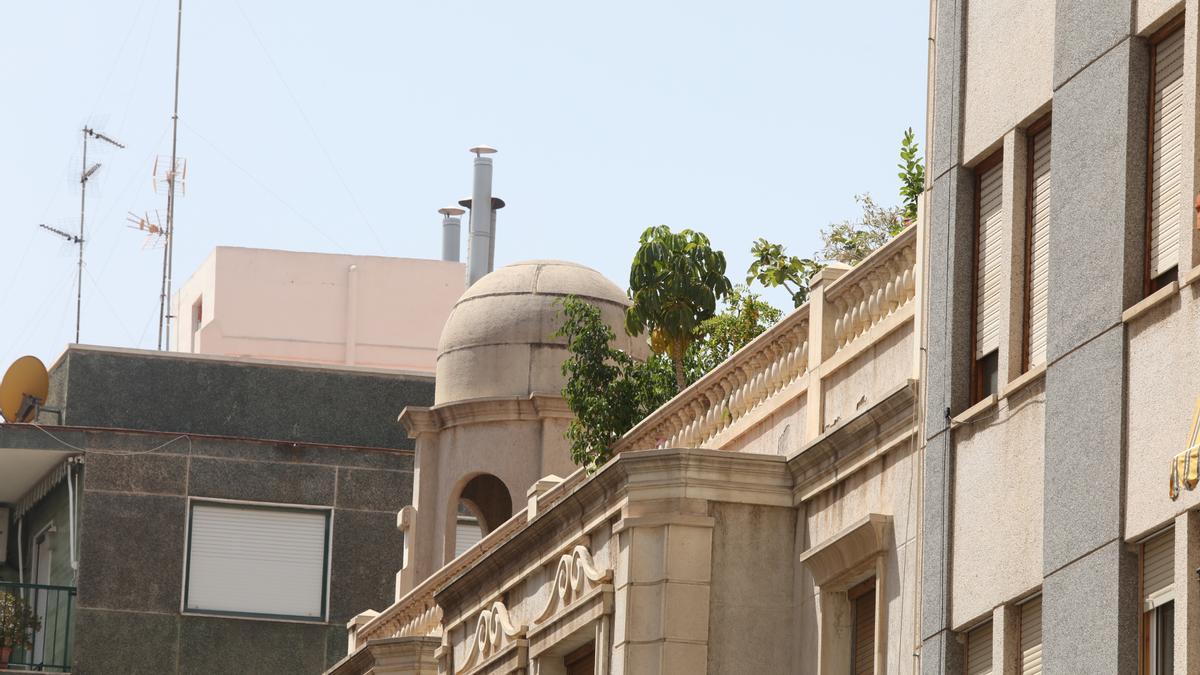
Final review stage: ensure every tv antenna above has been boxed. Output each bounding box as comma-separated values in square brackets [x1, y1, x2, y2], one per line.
[38, 127, 124, 344]
[157, 0, 185, 351]
[127, 210, 166, 249]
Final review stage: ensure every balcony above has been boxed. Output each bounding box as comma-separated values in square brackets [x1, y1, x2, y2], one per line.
[0, 581, 75, 673]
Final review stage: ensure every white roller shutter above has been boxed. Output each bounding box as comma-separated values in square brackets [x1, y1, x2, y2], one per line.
[1150, 28, 1186, 278]
[1027, 129, 1051, 367]
[1143, 528, 1175, 611]
[1020, 596, 1043, 675]
[186, 503, 329, 619]
[966, 621, 993, 675]
[976, 164, 1004, 359]
[454, 516, 483, 558]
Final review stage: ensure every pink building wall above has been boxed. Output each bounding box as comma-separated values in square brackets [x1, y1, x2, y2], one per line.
[172, 247, 465, 374]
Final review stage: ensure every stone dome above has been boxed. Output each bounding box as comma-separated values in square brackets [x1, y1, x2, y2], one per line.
[435, 260, 648, 405]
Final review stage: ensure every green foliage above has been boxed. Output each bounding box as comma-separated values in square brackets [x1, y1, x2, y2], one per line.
[749, 128, 925, 302]
[0, 592, 40, 650]
[690, 285, 783, 374]
[557, 297, 675, 469]
[557, 288, 780, 470]
[746, 238, 825, 307]
[625, 225, 733, 390]
[818, 194, 904, 265]
[898, 127, 925, 224]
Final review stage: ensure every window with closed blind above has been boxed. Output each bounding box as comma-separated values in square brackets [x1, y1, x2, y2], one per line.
[973, 153, 1004, 401]
[184, 501, 330, 621]
[849, 579, 876, 675]
[966, 620, 993, 675]
[1147, 18, 1186, 293]
[1024, 119, 1051, 370]
[1142, 528, 1175, 675]
[1019, 595, 1043, 675]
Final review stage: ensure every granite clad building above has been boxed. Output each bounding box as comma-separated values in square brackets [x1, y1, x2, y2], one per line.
[923, 0, 1200, 673]
[0, 345, 433, 673]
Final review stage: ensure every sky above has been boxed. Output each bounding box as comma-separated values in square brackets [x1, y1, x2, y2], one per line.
[0, 1, 929, 372]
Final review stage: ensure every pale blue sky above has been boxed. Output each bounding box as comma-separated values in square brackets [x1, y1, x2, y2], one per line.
[0, 1, 928, 370]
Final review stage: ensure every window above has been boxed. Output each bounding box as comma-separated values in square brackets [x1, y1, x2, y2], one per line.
[966, 620, 993, 675]
[1024, 119, 1051, 370]
[454, 513, 483, 558]
[184, 501, 330, 621]
[849, 578, 876, 675]
[564, 642, 595, 675]
[1019, 595, 1042, 675]
[973, 153, 1004, 402]
[1142, 528, 1175, 675]
[1147, 18, 1186, 294]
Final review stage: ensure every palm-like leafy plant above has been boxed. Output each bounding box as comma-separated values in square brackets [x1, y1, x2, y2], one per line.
[625, 225, 732, 391]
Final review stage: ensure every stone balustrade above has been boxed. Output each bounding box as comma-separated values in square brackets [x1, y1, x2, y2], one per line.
[616, 225, 917, 454]
[825, 228, 918, 352]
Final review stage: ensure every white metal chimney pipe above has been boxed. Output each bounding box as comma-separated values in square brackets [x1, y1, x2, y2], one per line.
[466, 145, 497, 286]
[438, 206, 465, 262]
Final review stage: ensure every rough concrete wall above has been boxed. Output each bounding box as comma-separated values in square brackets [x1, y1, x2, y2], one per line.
[706, 503, 795, 674]
[70, 430, 411, 674]
[822, 326, 913, 431]
[950, 382, 1045, 627]
[1126, 289, 1199, 537]
[1137, 0, 1184, 32]
[54, 347, 433, 449]
[962, 0, 1055, 162]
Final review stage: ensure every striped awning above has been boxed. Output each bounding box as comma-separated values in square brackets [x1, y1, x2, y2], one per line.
[13, 458, 72, 520]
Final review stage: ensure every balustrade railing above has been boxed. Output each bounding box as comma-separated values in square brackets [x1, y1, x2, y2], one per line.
[616, 225, 917, 454]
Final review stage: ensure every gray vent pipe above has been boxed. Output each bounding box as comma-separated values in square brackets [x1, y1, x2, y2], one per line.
[463, 145, 504, 286]
[439, 206, 465, 262]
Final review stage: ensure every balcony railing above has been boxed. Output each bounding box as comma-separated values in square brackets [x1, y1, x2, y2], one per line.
[0, 581, 75, 672]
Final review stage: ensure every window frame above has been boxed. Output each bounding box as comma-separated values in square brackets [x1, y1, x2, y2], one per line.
[1022, 114, 1052, 373]
[181, 497, 333, 624]
[970, 150, 1005, 404]
[1144, 14, 1187, 297]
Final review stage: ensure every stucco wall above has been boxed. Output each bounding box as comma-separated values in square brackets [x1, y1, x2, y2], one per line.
[1126, 289, 1200, 538]
[950, 381, 1045, 627]
[175, 247, 465, 373]
[822, 326, 913, 432]
[962, 0, 1055, 162]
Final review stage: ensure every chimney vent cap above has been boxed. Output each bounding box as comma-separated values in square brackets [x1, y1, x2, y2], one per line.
[458, 196, 506, 210]
[469, 145, 497, 157]
[438, 206, 467, 217]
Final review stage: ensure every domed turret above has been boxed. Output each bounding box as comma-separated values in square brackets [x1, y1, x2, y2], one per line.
[435, 260, 648, 405]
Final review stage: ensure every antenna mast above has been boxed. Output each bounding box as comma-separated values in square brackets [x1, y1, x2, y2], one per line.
[43, 127, 123, 344]
[158, 0, 184, 350]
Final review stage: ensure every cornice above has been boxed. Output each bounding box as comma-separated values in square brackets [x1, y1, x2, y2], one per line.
[398, 393, 572, 438]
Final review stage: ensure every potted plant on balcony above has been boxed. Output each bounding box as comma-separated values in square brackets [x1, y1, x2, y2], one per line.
[0, 591, 41, 669]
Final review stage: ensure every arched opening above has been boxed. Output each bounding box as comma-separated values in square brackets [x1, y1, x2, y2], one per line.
[451, 474, 512, 559]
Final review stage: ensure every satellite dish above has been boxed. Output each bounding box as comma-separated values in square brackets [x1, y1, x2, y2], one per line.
[0, 356, 49, 423]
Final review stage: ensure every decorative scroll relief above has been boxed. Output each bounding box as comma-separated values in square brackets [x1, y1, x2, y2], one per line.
[457, 601, 526, 674]
[535, 545, 613, 624]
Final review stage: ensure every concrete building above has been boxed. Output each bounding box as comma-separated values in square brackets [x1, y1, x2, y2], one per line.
[0, 345, 433, 673]
[923, 0, 1200, 673]
[330, 227, 922, 673]
[171, 247, 465, 374]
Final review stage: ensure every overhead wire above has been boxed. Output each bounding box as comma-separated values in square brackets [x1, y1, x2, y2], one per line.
[181, 119, 349, 252]
[229, 0, 388, 255]
[30, 422, 192, 456]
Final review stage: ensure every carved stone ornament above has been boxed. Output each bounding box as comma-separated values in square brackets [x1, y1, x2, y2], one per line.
[534, 545, 613, 624]
[457, 601, 525, 673]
